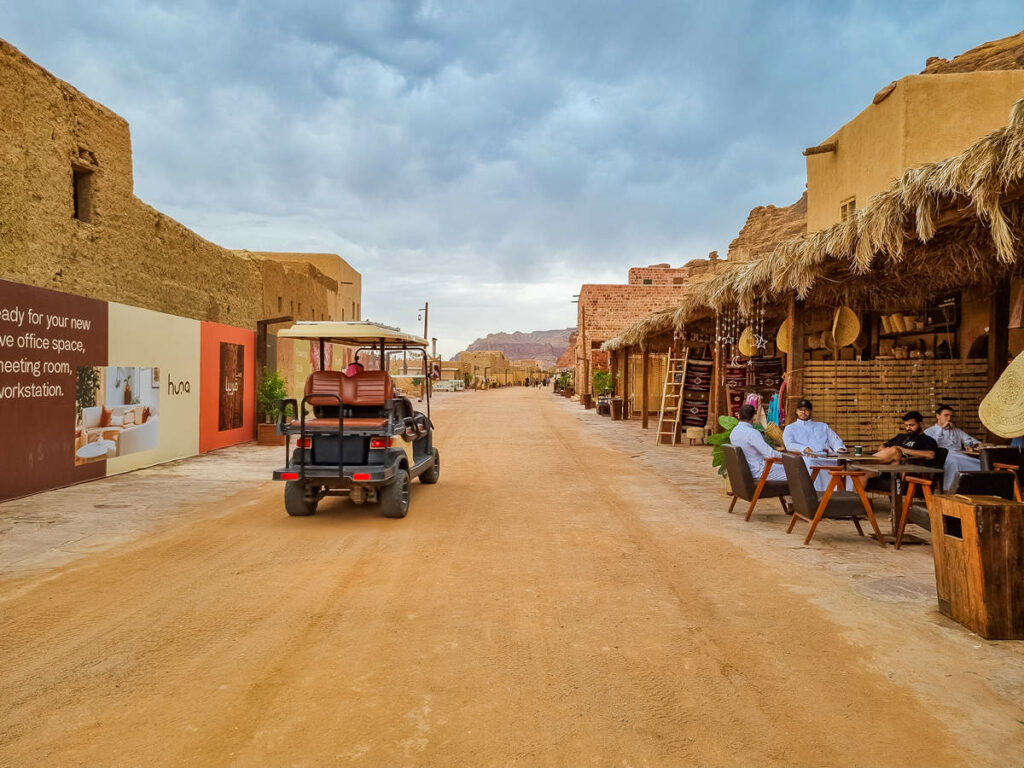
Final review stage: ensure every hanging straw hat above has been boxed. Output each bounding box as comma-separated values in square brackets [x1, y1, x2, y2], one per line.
[763, 421, 786, 450]
[832, 306, 860, 348]
[776, 318, 792, 354]
[979, 353, 1024, 437]
[738, 325, 757, 357]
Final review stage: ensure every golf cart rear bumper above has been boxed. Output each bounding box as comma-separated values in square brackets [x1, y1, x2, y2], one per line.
[273, 464, 397, 485]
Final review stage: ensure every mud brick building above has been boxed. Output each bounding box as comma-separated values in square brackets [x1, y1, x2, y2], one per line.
[0, 38, 359, 336]
[575, 262, 707, 396]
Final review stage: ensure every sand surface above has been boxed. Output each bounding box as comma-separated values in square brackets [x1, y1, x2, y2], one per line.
[1, 388, 1021, 766]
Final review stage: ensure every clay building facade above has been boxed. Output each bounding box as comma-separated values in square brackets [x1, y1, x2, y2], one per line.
[0, 38, 359, 337]
[804, 69, 1024, 233]
[574, 274, 688, 394]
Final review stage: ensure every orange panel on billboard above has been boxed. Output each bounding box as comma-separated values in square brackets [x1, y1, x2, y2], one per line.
[200, 322, 255, 453]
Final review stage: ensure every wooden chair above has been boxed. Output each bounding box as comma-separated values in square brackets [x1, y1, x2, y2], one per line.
[781, 453, 886, 547]
[991, 462, 1022, 502]
[721, 445, 789, 520]
[895, 477, 933, 550]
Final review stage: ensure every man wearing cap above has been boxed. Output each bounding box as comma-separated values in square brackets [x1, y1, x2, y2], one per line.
[925, 404, 981, 490]
[731, 404, 788, 483]
[783, 399, 848, 491]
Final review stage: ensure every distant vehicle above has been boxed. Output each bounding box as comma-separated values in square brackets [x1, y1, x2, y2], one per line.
[272, 321, 439, 518]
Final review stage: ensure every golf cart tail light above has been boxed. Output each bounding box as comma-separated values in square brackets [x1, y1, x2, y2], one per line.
[353, 473, 371, 481]
[281, 472, 299, 480]
[296, 437, 311, 449]
[369, 437, 392, 449]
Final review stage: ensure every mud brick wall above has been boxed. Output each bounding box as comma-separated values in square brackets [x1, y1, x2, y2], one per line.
[0, 39, 354, 332]
[627, 264, 690, 285]
[575, 283, 686, 392]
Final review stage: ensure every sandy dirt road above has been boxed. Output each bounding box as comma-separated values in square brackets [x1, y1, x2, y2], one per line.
[0, 388, 994, 766]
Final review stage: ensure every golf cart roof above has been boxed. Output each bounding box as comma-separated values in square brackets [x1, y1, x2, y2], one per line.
[277, 321, 428, 347]
[276, 319, 428, 348]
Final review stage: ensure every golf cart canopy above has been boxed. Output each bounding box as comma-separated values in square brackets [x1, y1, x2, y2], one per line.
[277, 321, 428, 348]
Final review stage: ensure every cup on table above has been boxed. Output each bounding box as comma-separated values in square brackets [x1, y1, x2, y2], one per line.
[854, 445, 863, 456]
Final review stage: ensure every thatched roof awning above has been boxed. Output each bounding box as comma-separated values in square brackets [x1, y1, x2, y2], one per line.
[680, 97, 1024, 317]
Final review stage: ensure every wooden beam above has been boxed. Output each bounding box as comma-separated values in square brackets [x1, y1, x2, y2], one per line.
[641, 349, 650, 429]
[785, 294, 805, 425]
[623, 346, 631, 419]
[986, 279, 1011, 443]
[803, 141, 837, 156]
[709, 312, 723, 428]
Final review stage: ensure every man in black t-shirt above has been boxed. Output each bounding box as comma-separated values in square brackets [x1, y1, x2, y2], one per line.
[873, 411, 938, 463]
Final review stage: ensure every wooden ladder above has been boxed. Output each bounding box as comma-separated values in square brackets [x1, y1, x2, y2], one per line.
[656, 348, 689, 445]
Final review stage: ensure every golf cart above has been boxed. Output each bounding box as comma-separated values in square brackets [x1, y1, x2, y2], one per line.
[271, 321, 439, 518]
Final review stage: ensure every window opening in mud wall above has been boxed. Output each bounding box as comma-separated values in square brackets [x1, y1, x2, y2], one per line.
[72, 165, 95, 222]
[840, 196, 856, 221]
[642, 279, 653, 285]
[277, 296, 283, 312]
[673, 277, 685, 285]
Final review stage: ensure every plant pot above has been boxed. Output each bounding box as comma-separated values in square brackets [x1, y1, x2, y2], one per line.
[257, 422, 285, 446]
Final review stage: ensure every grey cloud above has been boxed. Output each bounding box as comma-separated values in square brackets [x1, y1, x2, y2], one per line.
[3, 0, 1023, 355]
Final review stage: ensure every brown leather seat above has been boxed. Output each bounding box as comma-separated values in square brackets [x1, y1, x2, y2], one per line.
[305, 370, 346, 407]
[296, 370, 393, 430]
[290, 417, 389, 429]
[341, 370, 393, 405]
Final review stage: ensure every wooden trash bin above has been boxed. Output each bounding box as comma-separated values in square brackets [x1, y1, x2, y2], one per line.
[928, 494, 1024, 640]
[610, 397, 623, 420]
[581, 393, 593, 409]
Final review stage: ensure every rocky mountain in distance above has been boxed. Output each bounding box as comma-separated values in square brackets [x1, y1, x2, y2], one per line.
[454, 328, 574, 367]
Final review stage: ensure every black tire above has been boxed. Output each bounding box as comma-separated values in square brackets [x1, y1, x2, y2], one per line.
[381, 468, 410, 518]
[419, 448, 440, 484]
[284, 480, 317, 516]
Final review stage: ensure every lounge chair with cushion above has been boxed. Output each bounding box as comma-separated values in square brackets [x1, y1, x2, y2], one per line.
[721, 444, 789, 521]
[781, 453, 886, 546]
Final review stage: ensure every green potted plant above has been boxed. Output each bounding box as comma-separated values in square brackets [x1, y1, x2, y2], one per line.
[592, 370, 614, 396]
[257, 368, 288, 445]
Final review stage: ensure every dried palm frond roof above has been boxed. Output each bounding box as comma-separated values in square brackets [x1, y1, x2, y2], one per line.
[677, 96, 1024, 320]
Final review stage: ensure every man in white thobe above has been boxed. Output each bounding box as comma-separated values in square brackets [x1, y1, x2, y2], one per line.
[925, 404, 982, 491]
[783, 399, 848, 491]
[731, 404, 787, 483]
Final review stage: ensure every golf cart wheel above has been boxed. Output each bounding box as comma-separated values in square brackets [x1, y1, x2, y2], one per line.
[284, 480, 317, 516]
[381, 469, 410, 518]
[420, 448, 440, 484]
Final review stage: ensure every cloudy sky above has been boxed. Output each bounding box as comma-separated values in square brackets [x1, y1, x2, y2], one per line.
[4, 1, 1021, 355]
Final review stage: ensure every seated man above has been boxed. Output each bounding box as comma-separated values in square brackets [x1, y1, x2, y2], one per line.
[874, 411, 938, 464]
[730, 404, 787, 483]
[924, 404, 982, 491]
[783, 399, 847, 491]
